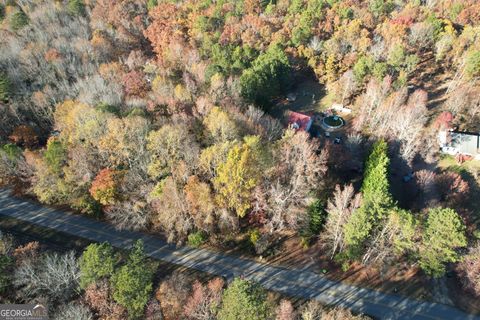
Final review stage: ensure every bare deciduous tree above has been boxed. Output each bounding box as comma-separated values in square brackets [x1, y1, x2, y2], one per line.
[275, 299, 296, 320]
[14, 251, 79, 304]
[261, 130, 328, 233]
[361, 210, 416, 267]
[105, 198, 151, 231]
[53, 303, 93, 320]
[457, 243, 480, 297]
[322, 184, 362, 258]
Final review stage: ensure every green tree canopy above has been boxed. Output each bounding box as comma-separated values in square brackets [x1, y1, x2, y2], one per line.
[0, 255, 13, 294]
[67, 0, 86, 16]
[419, 207, 467, 277]
[112, 240, 156, 319]
[9, 9, 29, 31]
[343, 139, 394, 259]
[217, 278, 270, 320]
[79, 242, 117, 289]
[360, 139, 393, 219]
[44, 139, 66, 174]
[240, 44, 291, 109]
[465, 51, 480, 78]
[0, 72, 11, 103]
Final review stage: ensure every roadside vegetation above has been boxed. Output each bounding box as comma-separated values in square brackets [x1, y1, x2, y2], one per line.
[0, 0, 480, 315]
[0, 232, 369, 319]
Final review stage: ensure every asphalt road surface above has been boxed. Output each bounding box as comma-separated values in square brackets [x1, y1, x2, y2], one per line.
[0, 189, 478, 320]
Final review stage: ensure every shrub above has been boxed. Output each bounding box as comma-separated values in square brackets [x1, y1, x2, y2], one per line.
[67, 0, 86, 16]
[44, 139, 66, 174]
[147, 0, 158, 10]
[372, 62, 388, 80]
[0, 4, 5, 22]
[465, 51, 480, 78]
[0, 73, 11, 103]
[71, 196, 102, 216]
[9, 9, 29, 31]
[96, 103, 120, 115]
[249, 229, 260, 246]
[1, 143, 22, 161]
[187, 231, 207, 248]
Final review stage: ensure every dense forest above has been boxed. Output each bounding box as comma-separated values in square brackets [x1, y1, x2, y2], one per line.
[1, 0, 480, 315]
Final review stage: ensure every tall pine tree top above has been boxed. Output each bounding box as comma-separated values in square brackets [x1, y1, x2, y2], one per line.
[360, 139, 394, 220]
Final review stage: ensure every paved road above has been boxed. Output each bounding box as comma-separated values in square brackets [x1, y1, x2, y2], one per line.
[0, 189, 478, 320]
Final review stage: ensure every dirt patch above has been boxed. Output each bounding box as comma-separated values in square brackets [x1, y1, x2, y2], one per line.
[270, 80, 325, 120]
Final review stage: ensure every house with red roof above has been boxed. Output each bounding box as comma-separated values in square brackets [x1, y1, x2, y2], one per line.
[287, 111, 313, 132]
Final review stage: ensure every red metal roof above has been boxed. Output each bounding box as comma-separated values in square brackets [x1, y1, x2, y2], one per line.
[287, 111, 312, 132]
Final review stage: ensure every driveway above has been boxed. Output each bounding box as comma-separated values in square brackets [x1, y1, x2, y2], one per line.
[0, 189, 477, 320]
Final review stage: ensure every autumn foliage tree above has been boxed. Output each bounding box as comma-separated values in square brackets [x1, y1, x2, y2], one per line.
[184, 278, 224, 320]
[89, 168, 122, 205]
[123, 70, 149, 97]
[9, 125, 39, 148]
[214, 136, 270, 218]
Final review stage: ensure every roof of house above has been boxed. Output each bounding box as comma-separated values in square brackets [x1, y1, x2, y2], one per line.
[450, 131, 480, 155]
[287, 111, 312, 132]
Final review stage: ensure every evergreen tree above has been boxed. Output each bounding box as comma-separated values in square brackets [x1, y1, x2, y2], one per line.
[0, 73, 11, 103]
[0, 255, 12, 294]
[0, 4, 5, 22]
[44, 139, 66, 174]
[240, 44, 291, 109]
[112, 240, 156, 319]
[343, 140, 394, 259]
[67, 0, 86, 16]
[419, 208, 467, 277]
[217, 278, 271, 320]
[360, 139, 393, 220]
[9, 9, 29, 31]
[79, 242, 117, 289]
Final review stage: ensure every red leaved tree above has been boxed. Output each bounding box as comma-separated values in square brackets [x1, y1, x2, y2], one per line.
[89, 168, 121, 205]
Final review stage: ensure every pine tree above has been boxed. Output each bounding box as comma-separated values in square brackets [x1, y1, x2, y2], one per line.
[217, 278, 270, 320]
[112, 240, 156, 319]
[343, 139, 394, 260]
[0, 73, 11, 103]
[419, 208, 466, 277]
[79, 242, 117, 289]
